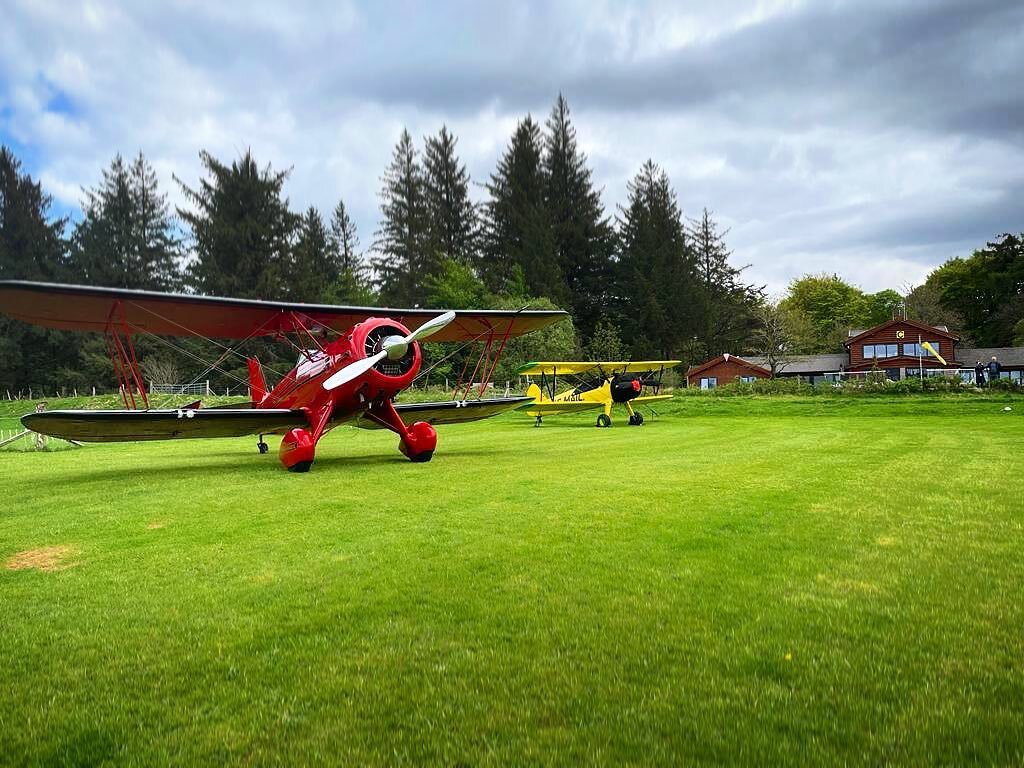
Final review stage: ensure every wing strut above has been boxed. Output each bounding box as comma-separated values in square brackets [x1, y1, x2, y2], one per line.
[105, 301, 149, 409]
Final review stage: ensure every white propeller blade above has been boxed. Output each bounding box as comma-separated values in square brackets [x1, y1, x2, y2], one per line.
[323, 311, 456, 391]
[323, 350, 386, 390]
[405, 310, 456, 343]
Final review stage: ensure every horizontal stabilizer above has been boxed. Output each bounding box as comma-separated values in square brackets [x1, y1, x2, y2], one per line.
[356, 397, 532, 430]
[22, 408, 308, 442]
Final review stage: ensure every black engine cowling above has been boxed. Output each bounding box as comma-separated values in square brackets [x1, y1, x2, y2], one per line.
[610, 375, 643, 403]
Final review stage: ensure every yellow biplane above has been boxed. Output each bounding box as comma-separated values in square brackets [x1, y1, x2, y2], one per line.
[518, 360, 680, 427]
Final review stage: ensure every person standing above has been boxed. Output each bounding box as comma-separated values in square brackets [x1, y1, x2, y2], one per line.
[987, 355, 1002, 386]
[974, 360, 986, 387]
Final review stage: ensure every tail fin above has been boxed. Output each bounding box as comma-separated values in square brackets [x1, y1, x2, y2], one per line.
[526, 383, 542, 403]
[247, 358, 268, 405]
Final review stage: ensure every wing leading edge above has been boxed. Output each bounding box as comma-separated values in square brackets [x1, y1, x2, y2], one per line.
[518, 360, 681, 376]
[356, 397, 532, 429]
[0, 280, 566, 342]
[22, 408, 308, 442]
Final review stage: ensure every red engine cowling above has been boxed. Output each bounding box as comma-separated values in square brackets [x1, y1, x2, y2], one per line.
[325, 318, 422, 404]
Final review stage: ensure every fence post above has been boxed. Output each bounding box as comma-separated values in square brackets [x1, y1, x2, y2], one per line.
[92, 387, 96, 396]
[206, 380, 211, 396]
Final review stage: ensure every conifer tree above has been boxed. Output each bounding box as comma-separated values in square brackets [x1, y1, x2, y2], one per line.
[543, 94, 613, 339]
[329, 199, 362, 275]
[689, 208, 762, 358]
[288, 206, 334, 303]
[0, 146, 67, 282]
[423, 126, 477, 266]
[372, 129, 428, 305]
[483, 116, 561, 298]
[71, 152, 181, 290]
[327, 198, 375, 303]
[176, 150, 296, 299]
[0, 146, 71, 393]
[615, 160, 697, 357]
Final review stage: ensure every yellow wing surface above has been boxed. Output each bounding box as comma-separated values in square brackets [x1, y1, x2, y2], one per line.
[632, 394, 673, 404]
[517, 360, 680, 376]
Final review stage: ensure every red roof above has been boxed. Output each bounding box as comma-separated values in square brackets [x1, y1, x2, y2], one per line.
[686, 353, 771, 379]
[844, 318, 960, 347]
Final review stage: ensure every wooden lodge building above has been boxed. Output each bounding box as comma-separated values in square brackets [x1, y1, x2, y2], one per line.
[687, 318, 1024, 388]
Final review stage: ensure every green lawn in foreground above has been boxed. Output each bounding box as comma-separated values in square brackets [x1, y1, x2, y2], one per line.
[1, 396, 1022, 765]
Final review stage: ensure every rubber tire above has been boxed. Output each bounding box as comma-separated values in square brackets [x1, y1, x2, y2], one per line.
[257, 441, 269, 454]
[596, 413, 612, 428]
[629, 413, 644, 426]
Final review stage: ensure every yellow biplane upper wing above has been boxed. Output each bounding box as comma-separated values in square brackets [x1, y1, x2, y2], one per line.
[517, 360, 680, 376]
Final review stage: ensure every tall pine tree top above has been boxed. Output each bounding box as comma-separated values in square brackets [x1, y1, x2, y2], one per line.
[330, 199, 361, 275]
[372, 129, 428, 305]
[423, 125, 477, 266]
[71, 152, 181, 290]
[483, 115, 561, 299]
[616, 160, 697, 357]
[0, 146, 67, 282]
[543, 94, 613, 339]
[176, 150, 296, 300]
[689, 208, 762, 358]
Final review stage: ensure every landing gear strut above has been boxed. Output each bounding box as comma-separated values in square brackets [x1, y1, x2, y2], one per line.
[534, 415, 543, 427]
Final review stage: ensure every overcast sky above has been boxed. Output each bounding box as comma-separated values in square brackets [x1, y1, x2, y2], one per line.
[2, 0, 1022, 295]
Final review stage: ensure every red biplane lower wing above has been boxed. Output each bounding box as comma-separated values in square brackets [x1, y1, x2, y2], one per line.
[356, 397, 532, 430]
[21, 408, 308, 442]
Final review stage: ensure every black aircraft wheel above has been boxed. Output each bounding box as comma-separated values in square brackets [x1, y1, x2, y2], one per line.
[257, 441, 269, 454]
[629, 413, 644, 426]
[597, 413, 612, 428]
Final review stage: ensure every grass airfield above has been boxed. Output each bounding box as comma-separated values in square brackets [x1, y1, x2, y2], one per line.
[1, 395, 1023, 765]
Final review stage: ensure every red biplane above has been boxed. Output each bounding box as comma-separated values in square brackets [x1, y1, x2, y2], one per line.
[0, 281, 565, 471]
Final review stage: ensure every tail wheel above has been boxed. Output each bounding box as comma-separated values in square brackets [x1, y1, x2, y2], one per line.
[596, 413, 612, 428]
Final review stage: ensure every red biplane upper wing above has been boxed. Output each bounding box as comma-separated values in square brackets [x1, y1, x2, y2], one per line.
[0, 281, 566, 341]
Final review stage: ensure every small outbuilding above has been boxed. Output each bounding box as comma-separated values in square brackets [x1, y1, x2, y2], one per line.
[685, 353, 770, 389]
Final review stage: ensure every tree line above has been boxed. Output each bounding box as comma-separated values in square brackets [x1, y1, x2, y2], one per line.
[2, 92, 1019, 393]
[0, 95, 765, 392]
[751, 236, 1023, 373]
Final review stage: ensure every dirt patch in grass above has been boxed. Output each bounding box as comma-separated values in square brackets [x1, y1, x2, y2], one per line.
[146, 521, 167, 530]
[5, 545, 78, 572]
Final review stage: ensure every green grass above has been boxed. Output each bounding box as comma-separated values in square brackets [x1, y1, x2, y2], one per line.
[1, 395, 1022, 765]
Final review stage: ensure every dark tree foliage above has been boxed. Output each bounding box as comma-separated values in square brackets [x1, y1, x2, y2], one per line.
[70, 152, 181, 290]
[482, 116, 561, 298]
[543, 94, 614, 340]
[423, 126, 477, 266]
[0, 146, 74, 394]
[287, 206, 335, 303]
[0, 146, 67, 282]
[177, 150, 297, 300]
[328, 198, 375, 304]
[615, 160, 698, 358]
[689, 208, 763, 358]
[929, 233, 1024, 346]
[329, 198, 361, 275]
[373, 129, 429, 305]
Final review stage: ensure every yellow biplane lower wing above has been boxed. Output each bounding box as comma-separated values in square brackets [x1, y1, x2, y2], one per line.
[525, 400, 604, 416]
[632, 395, 674, 404]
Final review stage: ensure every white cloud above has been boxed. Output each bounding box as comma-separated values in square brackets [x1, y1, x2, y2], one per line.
[1, 0, 1021, 296]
